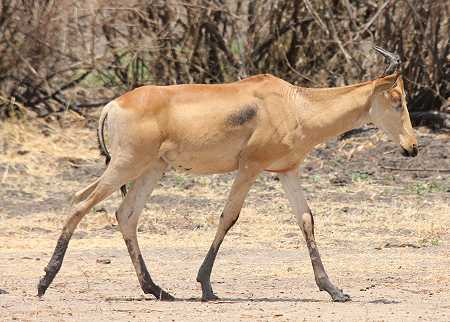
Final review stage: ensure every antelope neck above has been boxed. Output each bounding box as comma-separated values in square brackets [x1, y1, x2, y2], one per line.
[293, 81, 374, 146]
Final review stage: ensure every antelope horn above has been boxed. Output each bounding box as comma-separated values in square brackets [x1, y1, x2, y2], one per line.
[373, 45, 401, 76]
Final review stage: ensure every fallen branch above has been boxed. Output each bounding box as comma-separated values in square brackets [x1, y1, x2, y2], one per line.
[375, 242, 421, 250]
[380, 166, 450, 173]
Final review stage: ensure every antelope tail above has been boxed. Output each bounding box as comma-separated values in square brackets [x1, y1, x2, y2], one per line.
[97, 102, 128, 197]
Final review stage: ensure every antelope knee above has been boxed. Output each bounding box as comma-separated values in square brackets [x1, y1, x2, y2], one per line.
[301, 211, 315, 236]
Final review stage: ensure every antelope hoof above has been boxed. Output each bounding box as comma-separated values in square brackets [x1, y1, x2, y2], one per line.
[157, 290, 175, 301]
[331, 290, 351, 302]
[37, 285, 46, 297]
[199, 281, 219, 301]
[37, 278, 50, 297]
[201, 292, 219, 302]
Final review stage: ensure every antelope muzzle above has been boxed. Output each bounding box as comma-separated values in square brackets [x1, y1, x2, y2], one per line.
[401, 144, 418, 157]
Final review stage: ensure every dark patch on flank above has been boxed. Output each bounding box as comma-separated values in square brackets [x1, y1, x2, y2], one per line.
[227, 104, 258, 126]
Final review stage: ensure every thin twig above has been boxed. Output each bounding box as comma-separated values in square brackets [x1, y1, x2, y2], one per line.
[1, 164, 9, 184]
[281, 49, 317, 85]
[357, 0, 393, 36]
[380, 166, 450, 173]
[303, 0, 329, 35]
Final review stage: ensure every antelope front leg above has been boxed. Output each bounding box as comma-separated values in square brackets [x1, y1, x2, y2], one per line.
[197, 163, 260, 301]
[279, 169, 350, 302]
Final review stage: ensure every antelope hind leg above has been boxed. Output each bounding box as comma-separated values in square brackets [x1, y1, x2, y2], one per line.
[115, 161, 174, 301]
[38, 162, 140, 297]
[37, 180, 116, 296]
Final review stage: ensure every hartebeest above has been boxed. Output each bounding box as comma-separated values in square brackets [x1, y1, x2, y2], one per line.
[38, 47, 417, 302]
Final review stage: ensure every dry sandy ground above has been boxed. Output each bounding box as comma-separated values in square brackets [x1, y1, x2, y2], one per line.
[0, 117, 449, 321]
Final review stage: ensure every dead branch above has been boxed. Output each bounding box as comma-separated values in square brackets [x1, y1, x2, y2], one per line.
[380, 166, 450, 173]
[0, 0, 448, 123]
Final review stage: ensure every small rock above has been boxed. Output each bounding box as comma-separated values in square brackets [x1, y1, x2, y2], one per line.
[0, 289, 8, 295]
[96, 258, 111, 264]
[329, 175, 351, 186]
[182, 180, 195, 190]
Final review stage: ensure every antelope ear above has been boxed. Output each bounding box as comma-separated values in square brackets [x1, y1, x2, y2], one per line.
[374, 72, 400, 94]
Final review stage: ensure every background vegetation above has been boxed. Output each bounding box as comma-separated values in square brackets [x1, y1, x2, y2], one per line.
[0, 0, 448, 127]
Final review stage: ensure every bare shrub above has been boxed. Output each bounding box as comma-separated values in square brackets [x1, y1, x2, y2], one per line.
[0, 0, 448, 125]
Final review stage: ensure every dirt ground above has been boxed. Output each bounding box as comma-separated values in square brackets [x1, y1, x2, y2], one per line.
[0, 115, 449, 321]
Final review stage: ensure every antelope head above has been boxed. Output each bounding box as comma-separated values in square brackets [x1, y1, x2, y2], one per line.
[369, 46, 418, 157]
